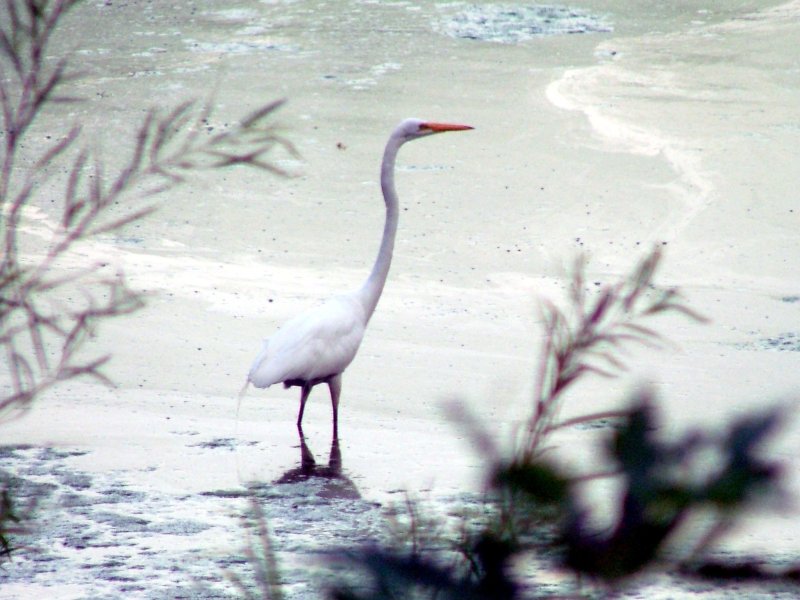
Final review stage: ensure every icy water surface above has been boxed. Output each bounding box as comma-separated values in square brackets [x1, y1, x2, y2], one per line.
[435, 4, 613, 41]
[1, 435, 387, 598]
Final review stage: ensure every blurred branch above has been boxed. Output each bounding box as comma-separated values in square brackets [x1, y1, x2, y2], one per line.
[561, 392, 787, 582]
[327, 244, 796, 598]
[0, 0, 290, 424]
[225, 497, 285, 600]
[0, 484, 23, 559]
[522, 249, 707, 460]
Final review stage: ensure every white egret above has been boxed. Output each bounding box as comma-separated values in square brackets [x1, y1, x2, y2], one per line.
[245, 118, 473, 437]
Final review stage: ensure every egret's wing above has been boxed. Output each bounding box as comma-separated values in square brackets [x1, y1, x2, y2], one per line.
[248, 294, 366, 388]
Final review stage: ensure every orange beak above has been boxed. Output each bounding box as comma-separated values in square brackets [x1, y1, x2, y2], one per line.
[421, 122, 474, 132]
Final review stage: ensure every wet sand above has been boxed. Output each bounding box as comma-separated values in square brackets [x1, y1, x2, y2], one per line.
[2, 0, 799, 597]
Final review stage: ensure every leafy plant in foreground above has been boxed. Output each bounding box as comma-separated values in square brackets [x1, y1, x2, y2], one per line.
[330, 394, 790, 598]
[558, 392, 785, 582]
[1, 0, 289, 561]
[1, 0, 292, 422]
[326, 251, 794, 598]
[522, 249, 706, 460]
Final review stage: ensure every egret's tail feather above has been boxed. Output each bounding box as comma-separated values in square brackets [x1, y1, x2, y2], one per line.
[233, 379, 252, 489]
[236, 379, 250, 423]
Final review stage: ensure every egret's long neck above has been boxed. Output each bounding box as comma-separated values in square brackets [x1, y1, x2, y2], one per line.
[358, 134, 403, 321]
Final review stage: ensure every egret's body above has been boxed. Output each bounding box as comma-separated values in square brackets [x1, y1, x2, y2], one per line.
[246, 118, 472, 437]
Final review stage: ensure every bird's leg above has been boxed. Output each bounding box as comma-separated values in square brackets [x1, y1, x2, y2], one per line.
[297, 384, 312, 435]
[328, 374, 342, 439]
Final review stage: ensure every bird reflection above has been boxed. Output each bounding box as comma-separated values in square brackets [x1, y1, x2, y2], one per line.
[274, 435, 360, 500]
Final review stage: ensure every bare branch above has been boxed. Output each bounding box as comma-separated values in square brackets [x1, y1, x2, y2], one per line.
[241, 98, 287, 129]
[33, 124, 81, 169]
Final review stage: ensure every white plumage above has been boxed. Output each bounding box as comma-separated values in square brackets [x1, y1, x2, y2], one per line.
[245, 118, 473, 437]
[248, 294, 366, 388]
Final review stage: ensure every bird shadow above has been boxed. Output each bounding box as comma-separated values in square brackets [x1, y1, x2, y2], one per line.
[272, 435, 361, 501]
